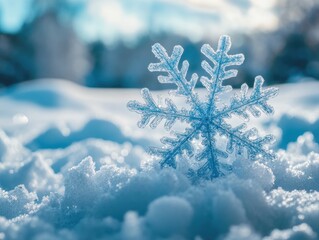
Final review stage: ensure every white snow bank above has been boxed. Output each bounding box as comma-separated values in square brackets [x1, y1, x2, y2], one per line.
[0, 79, 318, 239]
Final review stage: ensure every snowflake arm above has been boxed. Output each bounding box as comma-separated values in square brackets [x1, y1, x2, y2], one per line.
[213, 76, 279, 120]
[148, 43, 204, 116]
[200, 35, 245, 115]
[127, 88, 200, 130]
[150, 125, 202, 168]
[196, 124, 229, 178]
[213, 121, 276, 160]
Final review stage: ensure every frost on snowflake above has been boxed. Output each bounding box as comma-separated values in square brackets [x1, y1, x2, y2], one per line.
[127, 35, 278, 180]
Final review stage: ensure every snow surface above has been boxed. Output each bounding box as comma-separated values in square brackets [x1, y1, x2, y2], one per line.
[0, 79, 319, 240]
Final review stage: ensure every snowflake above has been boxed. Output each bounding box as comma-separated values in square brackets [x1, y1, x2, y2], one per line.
[127, 35, 278, 180]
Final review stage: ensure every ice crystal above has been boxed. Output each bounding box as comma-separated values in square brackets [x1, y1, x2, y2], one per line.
[127, 35, 278, 180]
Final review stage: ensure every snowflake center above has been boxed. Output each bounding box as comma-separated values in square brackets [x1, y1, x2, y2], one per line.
[203, 115, 211, 124]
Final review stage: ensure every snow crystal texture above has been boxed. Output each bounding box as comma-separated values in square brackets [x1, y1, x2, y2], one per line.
[128, 35, 278, 180]
[0, 50, 319, 239]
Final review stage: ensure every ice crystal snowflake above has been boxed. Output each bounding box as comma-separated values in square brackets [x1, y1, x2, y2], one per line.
[127, 35, 278, 180]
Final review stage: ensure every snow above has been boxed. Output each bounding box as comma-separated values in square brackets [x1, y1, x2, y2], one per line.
[0, 78, 318, 239]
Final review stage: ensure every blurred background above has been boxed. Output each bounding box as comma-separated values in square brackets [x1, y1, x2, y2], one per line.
[0, 0, 319, 89]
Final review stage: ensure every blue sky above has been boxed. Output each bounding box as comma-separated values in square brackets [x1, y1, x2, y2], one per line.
[76, 0, 279, 45]
[0, 0, 278, 44]
[0, 0, 32, 32]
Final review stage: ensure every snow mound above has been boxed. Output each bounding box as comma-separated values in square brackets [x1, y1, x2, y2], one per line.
[0, 79, 318, 239]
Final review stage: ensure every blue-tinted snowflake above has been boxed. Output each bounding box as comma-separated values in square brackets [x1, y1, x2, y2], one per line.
[127, 35, 278, 180]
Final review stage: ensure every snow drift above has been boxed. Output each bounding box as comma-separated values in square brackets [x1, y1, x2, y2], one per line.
[0, 79, 318, 240]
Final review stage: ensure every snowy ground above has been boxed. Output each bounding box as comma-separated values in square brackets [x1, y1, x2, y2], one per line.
[0, 79, 319, 240]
